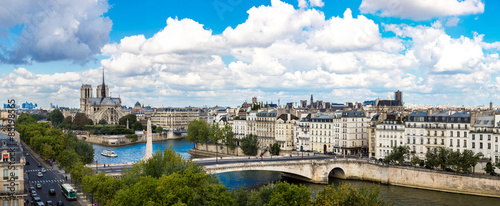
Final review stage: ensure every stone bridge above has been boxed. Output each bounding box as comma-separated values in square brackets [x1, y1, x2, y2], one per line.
[203, 158, 387, 184]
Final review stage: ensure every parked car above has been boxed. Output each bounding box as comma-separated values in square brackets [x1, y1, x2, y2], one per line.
[378, 158, 383, 162]
[46, 200, 53, 206]
[425, 165, 434, 170]
[49, 188, 56, 195]
[445, 168, 455, 173]
[56, 201, 64, 206]
[37, 172, 43, 177]
[36, 202, 45, 206]
[388, 161, 395, 165]
[33, 196, 41, 202]
[402, 161, 412, 166]
[30, 187, 35, 192]
[26, 152, 29, 156]
[369, 157, 376, 161]
[326, 152, 336, 155]
[313, 151, 319, 154]
[36, 183, 42, 189]
[31, 191, 37, 197]
[490, 172, 499, 176]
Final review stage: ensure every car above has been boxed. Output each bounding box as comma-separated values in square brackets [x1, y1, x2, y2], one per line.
[326, 152, 336, 155]
[31, 191, 37, 197]
[388, 161, 395, 165]
[369, 157, 376, 161]
[425, 165, 434, 170]
[56, 201, 64, 206]
[46, 200, 53, 206]
[313, 151, 319, 154]
[33, 196, 41, 202]
[30, 187, 35, 191]
[445, 168, 455, 172]
[490, 172, 499, 176]
[36, 202, 45, 206]
[26, 152, 29, 156]
[49, 188, 56, 195]
[402, 161, 412, 166]
[26, 161, 30, 165]
[41, 168, 47, 173]
[37, 172, 43, 177]
[36, 183, 42, 189]
[37, 163, 42, 167]
[378, 158, 384, 162]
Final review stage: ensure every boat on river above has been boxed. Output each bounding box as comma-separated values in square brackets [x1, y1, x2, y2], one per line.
[101, 150, 118, 158]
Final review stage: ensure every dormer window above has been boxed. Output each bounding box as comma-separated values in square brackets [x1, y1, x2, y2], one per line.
[2, 154, 8, 162]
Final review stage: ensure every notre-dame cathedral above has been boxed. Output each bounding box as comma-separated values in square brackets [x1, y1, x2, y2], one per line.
[80, 70, 125, 124]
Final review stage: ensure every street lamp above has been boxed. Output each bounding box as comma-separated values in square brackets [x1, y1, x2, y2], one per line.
[95, 160, 98, 174]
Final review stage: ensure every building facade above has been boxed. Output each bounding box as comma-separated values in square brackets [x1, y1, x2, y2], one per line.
[275, 114, 298, 150]
[151, 107, 201, 131]
[0, 134, 26, 206]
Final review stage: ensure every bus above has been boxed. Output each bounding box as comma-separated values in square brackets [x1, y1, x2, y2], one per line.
[61, 183, 77, 200]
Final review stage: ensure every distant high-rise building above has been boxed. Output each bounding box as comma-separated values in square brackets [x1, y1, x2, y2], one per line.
[310, 95, 314, 107]
[395, 90, 403, 104]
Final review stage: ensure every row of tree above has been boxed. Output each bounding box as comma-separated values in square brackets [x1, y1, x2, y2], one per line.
[15, 113, 95, 171]
[384, 146, 483, 173]
[186, 119, 238, 154]
[77, 146, 390, 206]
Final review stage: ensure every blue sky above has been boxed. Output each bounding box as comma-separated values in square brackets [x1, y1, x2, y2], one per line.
[1, 0, 499, 108]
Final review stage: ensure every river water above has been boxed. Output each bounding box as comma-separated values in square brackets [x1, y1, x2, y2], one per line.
[92, 139, 499, 205]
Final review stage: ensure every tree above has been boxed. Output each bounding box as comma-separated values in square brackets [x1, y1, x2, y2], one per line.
[221, 124, 236, 154]
[241, 134, 259, 156]
[70, 140, 95, 164]
[119, 114, 137, 126]
[73, 113, 91, 129]
[384, 146, 410, 164]
[209, 123, 223, 154]
[410, 155, 421, 166]
[425, 148, 439, 168]
[155, 126, 163, 134]
[50, 109, 64, 125]
[41, 143, 56, 160]
[436, 147, 451, 169]
[63, 116, 73, 125]
[99, 119, 108, 125]
[57, 150, 83, 172]
[132, 121, 143, 131]
[313, 183, 390, 206]
[81, 173, 124, 206]
[16, 113, 36, 125]
[270, 143, 280, 156]
[267, 182, 311, 206]
[485, 162, 496, 174]
[71, 162, 94, 183]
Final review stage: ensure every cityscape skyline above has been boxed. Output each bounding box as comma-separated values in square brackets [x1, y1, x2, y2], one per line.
[1, 0, 500, 108]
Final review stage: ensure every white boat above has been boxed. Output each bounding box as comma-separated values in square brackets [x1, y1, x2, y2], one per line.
[101, 150, 118, 158]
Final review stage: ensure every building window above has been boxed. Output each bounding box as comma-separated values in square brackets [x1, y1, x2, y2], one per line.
[434, 138, 437, 144]
[441, 139, 444, 145]
[457, 132, 460, 137]
[480, 135, 483, 141]
[457, 140, 460, 147]
[427, 138, 430, 144]
[488, 143, 491, 150]
[472, 134, 475, 140]
[450, 131, 453, 137]
[488, 135, 491, 141]
[496, 145, 498, 153]
[464, 132, 467, 138]
[2, 170, 7, 180]
[464, 140, 467, 148]
[480, 143, 483, 149]
[472, 142, 475, 149]
[3, 199, 9, 206]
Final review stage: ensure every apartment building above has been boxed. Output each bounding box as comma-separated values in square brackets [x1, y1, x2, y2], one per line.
[309, 114, 335, 153]
[375, 113, 405, 159]
[339, 111, 369, 155]
[470, 115, 500, 163]
[256, 110, 277, 148]
[0, 134, 26, 206]
[275, 114, 298, 150]
[232, 119, 247, 141]
[151, 107, 201, 130]
[246, 112, 257, 137]
[294, 114, 311, 151]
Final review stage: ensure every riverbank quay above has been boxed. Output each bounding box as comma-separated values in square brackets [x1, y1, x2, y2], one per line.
[188, 143, 311, 158]
[76, 132, 184, 147]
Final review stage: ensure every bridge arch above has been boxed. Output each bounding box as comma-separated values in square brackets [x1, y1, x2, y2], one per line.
[328, 167, 346, 180]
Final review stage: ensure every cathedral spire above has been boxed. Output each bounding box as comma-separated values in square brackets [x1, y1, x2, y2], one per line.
[101, 68, 106, 98]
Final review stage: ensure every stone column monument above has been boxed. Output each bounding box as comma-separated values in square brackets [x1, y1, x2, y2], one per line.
[142, 118, 153, 161]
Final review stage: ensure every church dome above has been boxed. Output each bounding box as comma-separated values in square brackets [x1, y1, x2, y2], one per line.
[135, 101, 141, 107]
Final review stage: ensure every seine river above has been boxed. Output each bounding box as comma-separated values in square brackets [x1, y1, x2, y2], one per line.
[92, 139, 499, 205]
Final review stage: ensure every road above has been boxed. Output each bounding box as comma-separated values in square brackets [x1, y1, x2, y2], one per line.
[24, 146, 76, 206]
